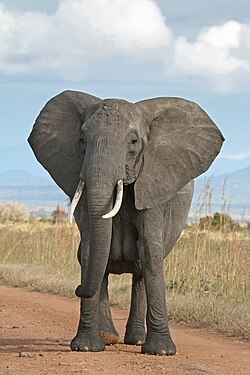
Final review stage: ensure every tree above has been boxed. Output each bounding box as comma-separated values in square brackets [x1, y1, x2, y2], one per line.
[51, 204, 66, 223]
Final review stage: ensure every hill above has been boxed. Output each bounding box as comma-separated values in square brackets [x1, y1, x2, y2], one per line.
[1, 142, 250, 177]
[0, 170, 66, 216]
[0, 167, 249, 219]
[0, 144, 48, 177]
[0, 169, 51, 186]
[192, 165, 250, 219]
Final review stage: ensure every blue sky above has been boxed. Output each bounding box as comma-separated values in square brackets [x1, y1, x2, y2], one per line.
[0, 0, 250, 176]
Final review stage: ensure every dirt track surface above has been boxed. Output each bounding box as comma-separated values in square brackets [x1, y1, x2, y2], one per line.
[0, 286, 249, 375]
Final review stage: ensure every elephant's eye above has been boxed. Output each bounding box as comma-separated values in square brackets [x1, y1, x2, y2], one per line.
[129, 138, 138, 146]
[128, 132, 140, 151]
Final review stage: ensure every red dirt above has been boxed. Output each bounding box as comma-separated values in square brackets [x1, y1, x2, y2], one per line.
[0, 286, 249, 375]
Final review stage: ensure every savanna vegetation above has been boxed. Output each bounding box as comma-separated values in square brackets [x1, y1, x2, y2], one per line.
[0, 199, 249, 340]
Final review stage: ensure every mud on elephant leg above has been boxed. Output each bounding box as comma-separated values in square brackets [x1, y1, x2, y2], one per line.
[100, 274, 119, 345]
[70, 289, 105, 352]
[124, 274, 146, 345]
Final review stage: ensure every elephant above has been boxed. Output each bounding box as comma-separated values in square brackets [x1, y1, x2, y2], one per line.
[28, 90, 224, 355]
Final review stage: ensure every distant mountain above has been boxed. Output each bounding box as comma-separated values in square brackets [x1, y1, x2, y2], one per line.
[208, 157, 250, 175]
[0, 169, 66, 216]
[192, 165, 250, 218]
[0, 170, 39, 180]
[0, 166, 249, 218]
[0, 169, 51, 186]
[0, 143, 48, 177]
[1, 143, 250, 178]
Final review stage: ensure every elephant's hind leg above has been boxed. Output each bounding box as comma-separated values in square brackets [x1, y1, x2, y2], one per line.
[138, 214, 176, 356]
[124, 274, 146, 345]
[100, 274, 119, 345]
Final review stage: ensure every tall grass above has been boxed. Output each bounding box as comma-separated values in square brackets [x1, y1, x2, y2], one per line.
[165, 227, 249, 300]
[164, 225, 249, 338]
[0, 221, 80, 296]
[0, 204, 249, 339]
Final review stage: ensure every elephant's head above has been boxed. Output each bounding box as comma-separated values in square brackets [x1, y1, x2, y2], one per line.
[28, 90, 224, 297]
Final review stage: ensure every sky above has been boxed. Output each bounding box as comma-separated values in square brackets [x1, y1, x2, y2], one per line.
[0, 0, 250, 176]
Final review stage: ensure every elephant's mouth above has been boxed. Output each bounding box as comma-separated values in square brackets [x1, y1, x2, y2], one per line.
[68, 179, 124, 224]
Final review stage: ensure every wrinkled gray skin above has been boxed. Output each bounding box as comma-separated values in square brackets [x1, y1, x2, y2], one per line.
[28, 91, 224, 355]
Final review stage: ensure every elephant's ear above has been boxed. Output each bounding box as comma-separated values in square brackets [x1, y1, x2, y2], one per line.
[28, 90, 100, 197]
[134, 98, 224, 210]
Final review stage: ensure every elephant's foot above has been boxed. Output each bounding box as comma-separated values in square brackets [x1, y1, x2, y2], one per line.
[141, 332, 176, 356]
[70, 332, 105, 352]
[124, 324, 146, 346]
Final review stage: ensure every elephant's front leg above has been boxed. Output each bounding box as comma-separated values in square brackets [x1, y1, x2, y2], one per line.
[71, 212, 105, 351]
[70, 290, 105, 352]
[138, 218, 176, 356]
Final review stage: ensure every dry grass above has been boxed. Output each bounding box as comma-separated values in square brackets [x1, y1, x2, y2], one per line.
[0, 263, 78, 297]
[165, 226, 249, 301]
[0, 217, 249, 340]
[0, 221, 80, 295]
[167, 293, 250, 339]
[0, 201, 30, 223]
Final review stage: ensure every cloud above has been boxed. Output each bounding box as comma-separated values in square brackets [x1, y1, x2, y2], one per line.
[0, 0, 171, 79]
[0, 5, 51, 74]
[219, 151, 250, 160]
[63, 0, 171, 50]
[0, 1, 249, 92]
[173, 20, 250, 89]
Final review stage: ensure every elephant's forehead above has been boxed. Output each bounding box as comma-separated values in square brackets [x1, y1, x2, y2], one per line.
[89, 100, 143, 127]
[102, 98, 131, 107]
[98, 100, 134, 116]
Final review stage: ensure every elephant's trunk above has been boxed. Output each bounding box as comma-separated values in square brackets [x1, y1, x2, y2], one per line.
[76, 181, 114, 298]
[80, 186, 113, 297]
[70, 179, 124, 298]
[74, 140, 125, 298]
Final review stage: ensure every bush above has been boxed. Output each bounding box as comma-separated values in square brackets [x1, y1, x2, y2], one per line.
[199, 212, 236, 230]
[0, 202, 30, 223]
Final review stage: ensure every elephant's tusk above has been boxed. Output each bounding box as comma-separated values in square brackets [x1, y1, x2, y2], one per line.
[102, 180, 123, 219]
[68, 179, 85, 224]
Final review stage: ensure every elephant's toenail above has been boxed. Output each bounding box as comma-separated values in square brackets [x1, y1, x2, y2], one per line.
[81, 346, 90, 352]
[135, 341, 142, 346]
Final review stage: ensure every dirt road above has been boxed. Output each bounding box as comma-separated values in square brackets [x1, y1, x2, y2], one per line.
[0, 286, 249, 375]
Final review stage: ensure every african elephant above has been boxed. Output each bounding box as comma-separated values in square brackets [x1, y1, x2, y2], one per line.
[28, 90, 224, 355]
